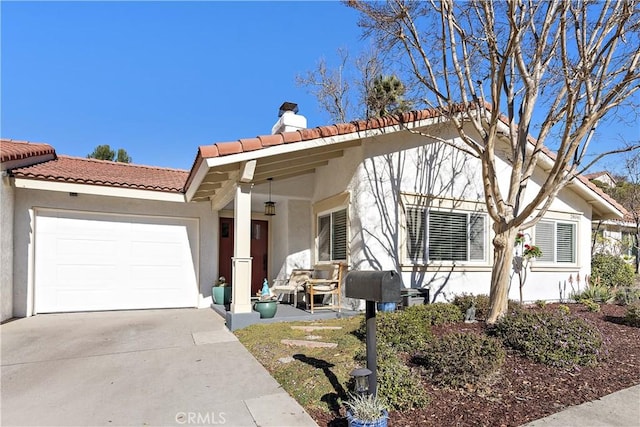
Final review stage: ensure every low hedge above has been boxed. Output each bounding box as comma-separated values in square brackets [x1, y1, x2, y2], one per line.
[492, 310, 603, 368]
[414, 332, 505, 388]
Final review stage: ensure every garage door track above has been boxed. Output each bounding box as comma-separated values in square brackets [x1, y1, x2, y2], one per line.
[1, 309, 317, 426]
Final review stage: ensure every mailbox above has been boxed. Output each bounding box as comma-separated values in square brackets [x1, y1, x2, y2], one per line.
[345, 271, 402, 302]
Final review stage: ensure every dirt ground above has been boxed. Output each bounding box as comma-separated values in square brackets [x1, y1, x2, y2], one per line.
[310, 303, 640, 427]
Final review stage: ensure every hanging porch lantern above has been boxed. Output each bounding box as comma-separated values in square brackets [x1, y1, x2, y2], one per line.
[264, 177, 276, 216]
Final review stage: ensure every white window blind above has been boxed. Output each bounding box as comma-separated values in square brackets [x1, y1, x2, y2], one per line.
[318, 208, 347, 261]
[535, 220, 576, 263]
[429, 211, 468, 261]
[556, 223, 575, 263]
[535, 221, 555, 262]
[469, 214, 486, 261]
[406, 207, 485, 262]
[332, 209, 347, 261]
[406, 207, 425, 260]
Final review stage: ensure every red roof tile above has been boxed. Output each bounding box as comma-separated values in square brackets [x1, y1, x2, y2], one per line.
[11, 155, 188, 193]
[1, 139, 56, 164]
[189, 102, 625, 217]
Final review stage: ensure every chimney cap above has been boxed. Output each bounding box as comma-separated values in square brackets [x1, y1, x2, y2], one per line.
[278, 102, 299, 117]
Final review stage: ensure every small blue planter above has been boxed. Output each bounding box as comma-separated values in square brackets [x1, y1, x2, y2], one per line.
[346, 409, 388, 427]
[376, 302, 396, 312]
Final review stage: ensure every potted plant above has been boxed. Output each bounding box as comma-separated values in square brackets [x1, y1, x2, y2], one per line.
[345, 393, 388, 427]
[212, 276, 231, 305]
[253, 293, 278, 318]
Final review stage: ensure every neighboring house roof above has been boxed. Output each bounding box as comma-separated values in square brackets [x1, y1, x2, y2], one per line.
[10, 155, 188, 193]
[584, 171, 617, 187]
[1, 138, 56, 170]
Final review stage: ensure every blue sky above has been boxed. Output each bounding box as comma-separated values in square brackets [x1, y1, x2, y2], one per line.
[2, 1, 364, 169]
[2, 1, 638, 172]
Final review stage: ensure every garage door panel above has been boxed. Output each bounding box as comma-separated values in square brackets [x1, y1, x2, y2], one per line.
[57, 239, 120, 263]
[56, 265, 119, 285]
[130, 241, 184, 265]
[130, 266, 186, 287]
[35, 210, 199, 313]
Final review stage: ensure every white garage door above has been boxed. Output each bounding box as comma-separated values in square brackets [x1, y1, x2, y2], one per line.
[34, 209, 199, 313]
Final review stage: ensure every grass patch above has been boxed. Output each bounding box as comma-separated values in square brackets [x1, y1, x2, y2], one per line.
[235, 316, 364, 411]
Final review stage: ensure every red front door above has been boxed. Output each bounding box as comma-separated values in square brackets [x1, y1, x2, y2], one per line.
[218, 218, 269, 296]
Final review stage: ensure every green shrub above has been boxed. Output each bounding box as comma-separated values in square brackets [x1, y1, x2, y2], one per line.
[615, 287, 640, 306]
[557, 304, 571, 315]
[403, 303, 463, 326]
[414, 332, 505, 388]
[581, 299, 601, 312]
[624, 302, 640, 327]
[535, 300, 547, 308]
[492, 310, 603, 368]
[356, 311, 433, 352]
[591, 254, 635, 288]
[356, 303, 461, 352]
[572, 284, 614, 303]
[355, 343, 430, 410]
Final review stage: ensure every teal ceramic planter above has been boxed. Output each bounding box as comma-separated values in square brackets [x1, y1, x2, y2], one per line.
[253, 300, 278, 318]
[212, 286, 231, 305]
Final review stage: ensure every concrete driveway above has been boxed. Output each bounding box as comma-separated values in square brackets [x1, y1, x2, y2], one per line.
[1, 309, 317, 427]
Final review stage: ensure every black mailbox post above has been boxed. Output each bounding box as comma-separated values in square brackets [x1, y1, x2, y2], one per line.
[345, 271, 402, 396]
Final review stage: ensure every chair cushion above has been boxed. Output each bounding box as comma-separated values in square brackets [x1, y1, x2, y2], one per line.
[310, 285, 335, 292]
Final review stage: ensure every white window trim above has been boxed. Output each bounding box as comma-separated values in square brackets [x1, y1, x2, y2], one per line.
[532, 218, 579, 267]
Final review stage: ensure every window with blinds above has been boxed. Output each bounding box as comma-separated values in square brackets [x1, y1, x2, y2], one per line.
[317, 208, 347, 261]
[535, 220, 576, 263]
[406, 207, 486, 262]
[556, 223, 575, 263]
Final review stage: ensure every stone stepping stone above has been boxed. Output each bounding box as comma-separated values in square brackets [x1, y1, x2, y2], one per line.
[281, 339, 338, 349]
[305, 335, 322, 340]
[290, 326, 343, 332]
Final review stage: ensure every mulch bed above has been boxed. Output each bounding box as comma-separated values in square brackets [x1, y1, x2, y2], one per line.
[308, 303, 640, 427]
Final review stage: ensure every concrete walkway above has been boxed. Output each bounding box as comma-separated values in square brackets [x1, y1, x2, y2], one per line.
[1, 309, 318, 427]
[523, 384, 640, 427]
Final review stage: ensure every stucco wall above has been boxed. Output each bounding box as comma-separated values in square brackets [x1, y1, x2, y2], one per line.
[1, 173, 14, 321]
[13, 188, 217, 317]
[270, 199, 312, 283]
[342, 124, 595, 303]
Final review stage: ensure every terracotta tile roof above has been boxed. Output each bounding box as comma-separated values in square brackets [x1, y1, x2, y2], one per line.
[195, 108, 454, 161]
[189, 102, 626, 217]
[11, 155, 189, 193]
[1, 138, 56, 167]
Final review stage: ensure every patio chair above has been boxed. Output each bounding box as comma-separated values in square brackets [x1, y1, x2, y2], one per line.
[305, 262, 346, 314]
[271, 269, 313, 308]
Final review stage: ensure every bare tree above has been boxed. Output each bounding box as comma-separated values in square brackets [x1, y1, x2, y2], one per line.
[348, 0, 640, 322]
[296, 48, 353, 123]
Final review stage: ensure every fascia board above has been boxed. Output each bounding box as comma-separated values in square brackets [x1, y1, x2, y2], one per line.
[13, 178, 186, 203]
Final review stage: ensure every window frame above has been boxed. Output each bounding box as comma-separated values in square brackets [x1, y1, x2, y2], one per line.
[534, 219, 578, 265]
[313, 192, 350, 264]
[316, 207, 348, 262]
[405, 206, 488, 265]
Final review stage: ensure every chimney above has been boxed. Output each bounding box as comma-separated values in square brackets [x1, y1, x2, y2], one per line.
[271, 102, 307, 134]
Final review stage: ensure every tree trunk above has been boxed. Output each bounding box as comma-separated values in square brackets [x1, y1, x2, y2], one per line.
[487, 229, 517, 324]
